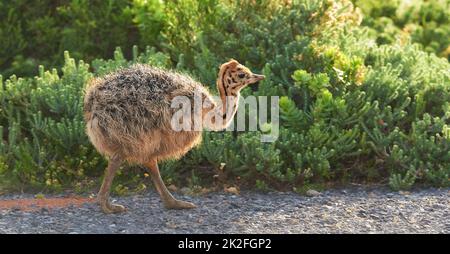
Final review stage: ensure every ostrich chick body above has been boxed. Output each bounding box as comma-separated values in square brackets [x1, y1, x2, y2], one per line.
[84, 60, 264, 213]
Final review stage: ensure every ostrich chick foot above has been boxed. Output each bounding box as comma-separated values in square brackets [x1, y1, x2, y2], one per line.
[163, 199, 197, 209]
[100, 202, 127, 214]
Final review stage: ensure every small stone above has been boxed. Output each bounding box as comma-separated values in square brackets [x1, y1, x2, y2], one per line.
[357, 210, 367, 217]
[40, 207, 49, 213]
[34, 193, 45, 199]
[225, 187, 240, 195]
[229, 202, 240, 209]
[369, 214, 380, 220]
[323, 205, 333, 210]
[180, 187, 190, 194]
[168, 184, 178, 192]
[166, 222, 178, 229]
[306, 189, 321, 197]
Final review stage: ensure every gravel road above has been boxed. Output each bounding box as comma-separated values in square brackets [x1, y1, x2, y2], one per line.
[0, 187, 448, 234]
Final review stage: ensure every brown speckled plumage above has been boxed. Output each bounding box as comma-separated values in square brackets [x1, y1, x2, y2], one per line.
[84, 64, 209, 164]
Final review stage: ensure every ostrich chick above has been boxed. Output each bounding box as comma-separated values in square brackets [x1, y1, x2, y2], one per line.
[83, 59, 264, 213]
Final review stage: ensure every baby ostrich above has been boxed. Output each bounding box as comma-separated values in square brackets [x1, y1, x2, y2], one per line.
[83, 59, 264, 213]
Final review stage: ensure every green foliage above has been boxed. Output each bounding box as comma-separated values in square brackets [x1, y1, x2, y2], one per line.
[0, 0, 147, 77]
[0, 52, 106, 190]
[355, 0, 450, 60]
[130, 0, 166, 47]
[389, 169, 417, 191]
[1, 0, 449, 192]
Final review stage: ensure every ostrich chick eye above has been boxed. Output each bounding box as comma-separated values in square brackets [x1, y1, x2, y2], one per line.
[238, 73, 246, 79]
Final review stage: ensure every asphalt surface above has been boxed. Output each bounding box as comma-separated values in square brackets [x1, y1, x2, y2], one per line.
[0, 187, 448, 233]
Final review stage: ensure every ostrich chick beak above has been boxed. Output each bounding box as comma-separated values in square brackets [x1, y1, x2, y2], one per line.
[250, 74, 265, 84]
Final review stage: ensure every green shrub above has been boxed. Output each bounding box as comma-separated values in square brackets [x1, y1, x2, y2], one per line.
[355, 0, 450, 60]
[0, 52, 106, 190]
[0, 0, 449, 192]
[0, 0, 153, 77]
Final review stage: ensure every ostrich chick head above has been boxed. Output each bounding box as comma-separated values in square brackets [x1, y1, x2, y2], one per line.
[217, 59, 265, 97]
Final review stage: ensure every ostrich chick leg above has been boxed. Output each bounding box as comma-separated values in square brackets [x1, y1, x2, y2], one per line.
[145, 160, 196, 209]
[98, 157, 126, 213]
